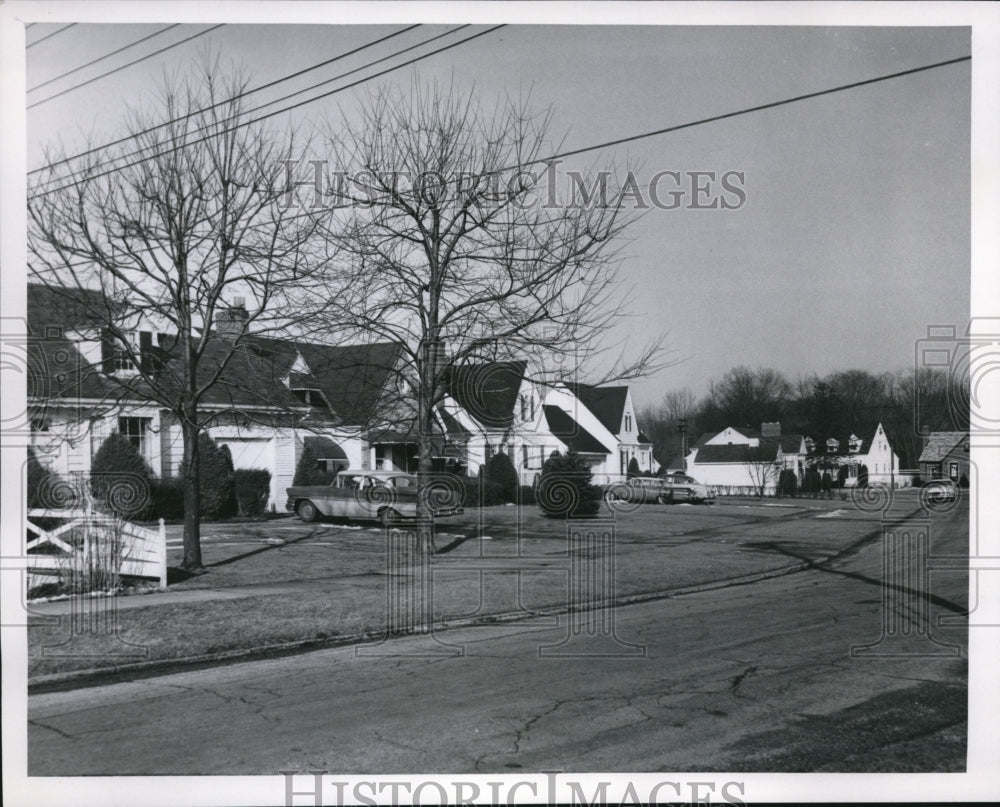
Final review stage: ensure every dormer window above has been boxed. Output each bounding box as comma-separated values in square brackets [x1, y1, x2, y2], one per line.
[826, 438, 840, 452]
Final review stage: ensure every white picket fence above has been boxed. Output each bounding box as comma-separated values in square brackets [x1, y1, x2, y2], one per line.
[26, 507, 167, 587]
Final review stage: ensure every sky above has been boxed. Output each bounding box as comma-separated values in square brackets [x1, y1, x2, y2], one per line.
[18, 13, 973, 410]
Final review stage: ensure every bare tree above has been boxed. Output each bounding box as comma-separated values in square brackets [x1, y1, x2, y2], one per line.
[303, 79, 665, 552]
[743, 446, 779, 498]
[708, 366, 792, 429]
[28, 57, 329, 570]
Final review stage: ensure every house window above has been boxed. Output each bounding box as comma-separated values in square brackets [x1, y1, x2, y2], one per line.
[949, 462, 959, 480]
[30, 417, 50, 433]
[529, 396, 535, 420]
[119, 417, 150, 454]
[539, 446, 545, 467]
[625, 413, 632, 432]
[522, 445, 529, 468]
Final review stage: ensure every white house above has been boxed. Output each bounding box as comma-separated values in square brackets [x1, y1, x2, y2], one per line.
[687, 423, 806, 496]
[26, 284, 655, 510]
[813, 423, 902, 487]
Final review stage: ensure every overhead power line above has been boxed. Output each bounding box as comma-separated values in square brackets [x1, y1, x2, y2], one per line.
[28, 24, 181, 93]
[30, 24, 507, 199]
[37, 25, 466, 190]
[27, 23, 76, 48]
[28, 24, 225, 109]
[502, 54, 972, 173]
[29, 24, 421, 177]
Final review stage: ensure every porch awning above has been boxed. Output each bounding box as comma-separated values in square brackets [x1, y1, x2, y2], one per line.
[303, 436, 348, 463]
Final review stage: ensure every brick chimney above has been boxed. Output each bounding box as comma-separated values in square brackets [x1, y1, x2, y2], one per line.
[217, 297, 248, 339]
[761, 421, 781, 437]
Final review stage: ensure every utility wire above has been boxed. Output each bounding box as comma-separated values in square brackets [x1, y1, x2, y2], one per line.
[28, 24, 181, 93]
[28, 24, 225, 109]
[29, 24, 421, 177]
[500, 55, 972, 173]
[37, 25, 467, 190]
[30, 25, 507, 199]
[27, 23, 76, 49]
[30, 49, 972, 275]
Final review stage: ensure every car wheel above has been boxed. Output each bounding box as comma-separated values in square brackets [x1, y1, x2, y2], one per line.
[297, 499, 319, 523]
[379, 507, 401, 526]
[656, 494, 667, 505]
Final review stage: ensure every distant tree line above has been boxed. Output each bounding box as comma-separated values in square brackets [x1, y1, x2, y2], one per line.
[638, 366, 967, 470]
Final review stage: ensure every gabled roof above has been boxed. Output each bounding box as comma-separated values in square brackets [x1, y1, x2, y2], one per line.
[446, 361, 527, 430]
[25, 283, 400, 425]
[693, 442, 779, 464]
[766, 434, 806, 454]
[919, 431, 969, 463]
[543, 406, 609, 455]
[564, 383, 628, 436]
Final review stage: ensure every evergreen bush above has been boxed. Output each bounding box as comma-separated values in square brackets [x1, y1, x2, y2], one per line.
[537, 449, 601, 518]
[627, 457, 641, 479]
[292, 440, 337, 487]
[198, 433, 237, 520]
[90, 431, 153, 518]
[235, 469, 272, 517]
[485, 451, 519, 503]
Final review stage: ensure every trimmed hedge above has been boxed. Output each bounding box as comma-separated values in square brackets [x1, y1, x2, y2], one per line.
[235, 469, 272, 517]
[537, 449, 601, 518]
[150, 476, 186, 521]
[198, 433, 237, 520]
[627, 457, 641, 479]
[460, 476, 505, 507]
[485, 451, 518, 503]
[90, 431, 153, 519]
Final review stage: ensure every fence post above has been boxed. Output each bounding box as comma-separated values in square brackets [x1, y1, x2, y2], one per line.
[157, 518, 167, 587]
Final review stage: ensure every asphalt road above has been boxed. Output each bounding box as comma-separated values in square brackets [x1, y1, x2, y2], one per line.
[27, 503, 968, 775]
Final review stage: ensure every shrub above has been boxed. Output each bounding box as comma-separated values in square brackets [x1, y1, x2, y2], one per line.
[517, 484, 536, 506]
[837, 466, 849, 488]
[90, 431, 153, 519]
[537, 449, 601, 518]
[856, 464, 869, 488]
[802, 468, 822, 496]
[485, 451, 519, 503]
[460, 476, 504, 507]
[198, 433, 237, 520]
[777, 469, 797, 498]
[150, 476, 186, 521]
[627, 457, 641, 479]
[292, 439, 337, 487]
[235, 469, 272, 517]
[26, 447, 68, 510]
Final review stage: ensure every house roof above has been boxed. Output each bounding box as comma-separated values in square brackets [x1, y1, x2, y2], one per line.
[918, 431, 969, 463]
[693, 442, 779, 464]
[446, 361, 527, 430]
[542, 406, 609, 455]
[25, 283, 400, 426]
[767, 434, 805, 454]
[564, 383, 628, 436]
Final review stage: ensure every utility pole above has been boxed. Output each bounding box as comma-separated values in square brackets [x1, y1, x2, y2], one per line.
[678, 418, 688, 472]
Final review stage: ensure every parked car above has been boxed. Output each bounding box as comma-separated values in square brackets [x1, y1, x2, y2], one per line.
[286, 469, 464, 525]
[607, 475, 715, 505]
[922, 478, 959, 504]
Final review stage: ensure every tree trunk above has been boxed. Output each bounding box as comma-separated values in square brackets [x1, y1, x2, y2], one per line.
[415, 413, 437, 556]
[180, 418, 203, 570]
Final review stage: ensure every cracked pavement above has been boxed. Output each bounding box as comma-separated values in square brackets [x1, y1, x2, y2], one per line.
[25, 503, 969, 774]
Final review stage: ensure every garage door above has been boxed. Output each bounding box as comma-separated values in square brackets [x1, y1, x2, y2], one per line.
[218, 437, 274, 472]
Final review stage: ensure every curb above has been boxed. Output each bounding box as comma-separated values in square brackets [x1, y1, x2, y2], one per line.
[28, 508, 914, 694]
